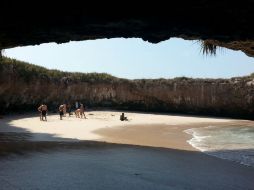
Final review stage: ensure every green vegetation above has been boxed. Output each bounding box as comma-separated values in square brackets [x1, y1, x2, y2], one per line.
[0, 56, 253, 84]
[249, 73, 254, 78]
[200, 40, 217, 56]
[0, 57, 119, 83]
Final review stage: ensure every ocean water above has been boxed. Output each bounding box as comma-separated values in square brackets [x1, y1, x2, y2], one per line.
[185, 125, 254, 167]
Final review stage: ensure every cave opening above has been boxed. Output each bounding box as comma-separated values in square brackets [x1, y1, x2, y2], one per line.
[1, 37, 254, 118]
[1, 5, 254, 189]
[3, 38, 254, 80]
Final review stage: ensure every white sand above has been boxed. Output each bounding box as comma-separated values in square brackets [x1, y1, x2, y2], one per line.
[0, 111, 234, 143]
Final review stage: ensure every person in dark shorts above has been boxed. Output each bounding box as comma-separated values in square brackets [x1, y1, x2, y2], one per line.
[41, 109, 47, 120]
[59, 104, 64, 120]
[66, 103, 72, 116]
[38, 104, 48, 121]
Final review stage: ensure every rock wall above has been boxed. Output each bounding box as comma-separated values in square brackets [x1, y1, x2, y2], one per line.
[1, 62, 254, 118]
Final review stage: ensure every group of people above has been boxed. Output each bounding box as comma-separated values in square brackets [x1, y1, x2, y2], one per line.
[37, 102, 87, 121]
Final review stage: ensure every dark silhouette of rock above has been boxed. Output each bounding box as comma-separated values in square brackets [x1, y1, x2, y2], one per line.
[0, 1, 254, 56]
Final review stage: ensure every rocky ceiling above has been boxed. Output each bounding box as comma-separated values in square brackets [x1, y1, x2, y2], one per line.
[1, 1, 254, 57]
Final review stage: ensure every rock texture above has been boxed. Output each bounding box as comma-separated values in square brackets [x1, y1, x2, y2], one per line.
[1, 1, 254, 56]
[1, 60, 254, 119]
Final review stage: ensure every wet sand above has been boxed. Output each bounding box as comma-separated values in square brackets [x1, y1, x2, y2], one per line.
[95, 120, 254, 151]
[0, 111, 254, 189]
[95, 124, 196, 150]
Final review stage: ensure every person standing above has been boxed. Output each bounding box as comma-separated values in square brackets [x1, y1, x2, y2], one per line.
[38, 104, 43, 121]
[41, 104, 48, 121]
[38, 104, 48, 121]
[66, 103, 72, 117]
[80, 103, 87, 119]
[59, 104, 64, 120]
[63, 104, 67, 117]
[75, 101, 79, 109]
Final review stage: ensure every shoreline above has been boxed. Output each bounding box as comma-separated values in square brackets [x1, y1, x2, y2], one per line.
[1, 110, 254, 155]
[95, 123, 197, 151]
[1, 111, 254, 189]
[0, 110, 244, 150]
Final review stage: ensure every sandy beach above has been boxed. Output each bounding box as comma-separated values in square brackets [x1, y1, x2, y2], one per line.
[1, 111, 254, 190]
[0, 110, 235, 150]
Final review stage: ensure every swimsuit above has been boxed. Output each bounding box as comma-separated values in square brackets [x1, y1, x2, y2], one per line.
[42, 110, 47, 116]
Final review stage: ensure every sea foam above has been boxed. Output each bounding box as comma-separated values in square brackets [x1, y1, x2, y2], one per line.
[184, 125, 254, 167]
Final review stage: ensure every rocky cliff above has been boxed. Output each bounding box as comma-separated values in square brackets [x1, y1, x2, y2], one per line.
[1, 58, 254, 118]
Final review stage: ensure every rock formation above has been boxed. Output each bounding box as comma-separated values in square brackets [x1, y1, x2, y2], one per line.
[1, 1, 254, 56]
[1, 58, 254, 119]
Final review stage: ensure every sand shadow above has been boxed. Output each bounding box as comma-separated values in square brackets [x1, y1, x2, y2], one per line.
[0, 142, 254, 190]
[0, 114, 80, 155]
[0, 114, 254, 189]
[0, 113, 253, 169]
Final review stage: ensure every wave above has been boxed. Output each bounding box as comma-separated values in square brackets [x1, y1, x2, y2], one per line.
[184, 125, 254, 167]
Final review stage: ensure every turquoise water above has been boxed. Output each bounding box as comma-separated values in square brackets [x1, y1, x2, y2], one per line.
[185, 125, 254, 167]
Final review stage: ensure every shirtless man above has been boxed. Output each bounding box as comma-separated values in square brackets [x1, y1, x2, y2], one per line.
[59, 104, 64, 120]
[38, 104, 48, 121]
[66, 103, 72, 117]
[75, 109, 81, 118]
[63, 104, 67, 117]
[80, 104, 87, 119]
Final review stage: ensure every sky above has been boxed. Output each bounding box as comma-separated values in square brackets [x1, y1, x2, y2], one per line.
[4, 38, 254, 79]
